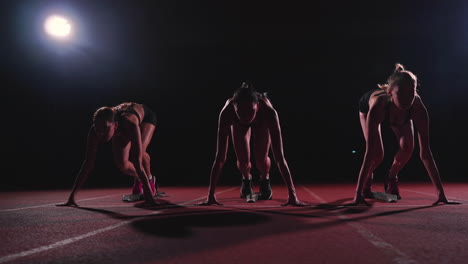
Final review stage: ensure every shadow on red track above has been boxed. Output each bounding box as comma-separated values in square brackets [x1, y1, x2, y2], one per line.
[133, 210, 271, 238]
[73, 200, 437, 235]
[65, 198, 441, 263]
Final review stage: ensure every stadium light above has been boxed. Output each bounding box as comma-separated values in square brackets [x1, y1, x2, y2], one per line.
[44, 15, 72, 40]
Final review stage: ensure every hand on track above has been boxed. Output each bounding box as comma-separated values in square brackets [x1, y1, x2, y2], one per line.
[196, 196, 223, 206]
[282, 198, 308, 207]
[432, 196, 461, 206]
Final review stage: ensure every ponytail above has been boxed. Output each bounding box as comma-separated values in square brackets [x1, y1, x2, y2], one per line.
[232, 81, 260, 103]
[377, 84, 389, 91]
[394, 63, 405, 72]
[377, 63, 417, 91]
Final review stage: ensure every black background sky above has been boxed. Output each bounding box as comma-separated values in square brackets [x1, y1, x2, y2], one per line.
[1, 1, 467, 190]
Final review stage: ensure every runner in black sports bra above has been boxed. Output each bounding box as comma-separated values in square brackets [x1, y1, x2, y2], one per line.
[114, 102, 158, 126]
[197, 82, 306, 206]
[359, 89, 413, 127]
[350, 64, 457, 206]
[58, 102, 162, 207]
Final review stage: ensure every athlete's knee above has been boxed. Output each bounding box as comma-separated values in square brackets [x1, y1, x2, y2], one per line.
[143, 152, 151, 163]
[116, 161, 133, 174]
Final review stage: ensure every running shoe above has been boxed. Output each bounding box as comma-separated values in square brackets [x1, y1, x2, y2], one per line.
[132, 179, 143, 195]
[149, 176, 156, 195]
[258, 178, 273, 200]
[384, 173, 401, 199]
[240, 179, 254, 198]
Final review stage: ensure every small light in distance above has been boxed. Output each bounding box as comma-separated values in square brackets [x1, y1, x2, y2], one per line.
[44, 15, 72, 38]
[352, 150, 357, 154]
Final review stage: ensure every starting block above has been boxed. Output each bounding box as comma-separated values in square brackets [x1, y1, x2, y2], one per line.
[371, 191, 398, 203]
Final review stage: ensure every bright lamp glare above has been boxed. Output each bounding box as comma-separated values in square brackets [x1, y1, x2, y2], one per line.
[44, 15, 72, 38]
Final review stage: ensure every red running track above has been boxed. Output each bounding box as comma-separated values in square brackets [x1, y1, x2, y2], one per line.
[0, 183, 467, 264]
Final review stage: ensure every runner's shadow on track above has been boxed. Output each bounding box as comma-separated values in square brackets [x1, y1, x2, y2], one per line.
[72, 200, 436, 262]
[133, 199, 177, 208]
[311, 200, 373, 214]
[75, 207, 138, 219]
[132, 203, 444, 263]
[234, 201, 436, 224]
[73, 201, 186, 220]
[72, 205, 272, 239]
[131, 210, 270, 238]
[72, 198, 437, 240]
[213, 198, 291, 205]
[314, 197, 408, 214]
[265, 204, 435, 224]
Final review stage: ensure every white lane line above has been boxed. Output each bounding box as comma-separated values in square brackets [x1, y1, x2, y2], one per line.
[0, 220, 136, 264]
[0, 194, 122, 212]
[301, 185, 419, 264]
[0, 187, 236, 263]
[400, 189, 468, 202]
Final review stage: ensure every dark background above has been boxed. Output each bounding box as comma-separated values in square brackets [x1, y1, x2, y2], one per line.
[1, 0, 467, 190]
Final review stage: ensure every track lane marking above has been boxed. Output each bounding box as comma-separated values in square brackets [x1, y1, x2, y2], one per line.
[0, 187, 236, 263]
[0, 194, 122, 212]
[301, 185, 419, 264]
[401, 188, 467, 202]
[0, 220, 136, 264]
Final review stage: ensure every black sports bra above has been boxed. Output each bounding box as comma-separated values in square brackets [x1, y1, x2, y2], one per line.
[114, 104, 141, 124]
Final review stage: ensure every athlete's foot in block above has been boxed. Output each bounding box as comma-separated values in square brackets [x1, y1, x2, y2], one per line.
[372, 191, 398, 203]
[148, 177, 157, 196]
[282, 197, 309, 207]
[258, 179, 273, 200]
[155, 191, 169, 198]
[122, 193, 144, 202]
[196, 196, 223, 206]
[246, 193, 258, 203]
[384, 175, 401, 200]
[132, 180, 143, 195]
[362, 187, 374, 199]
